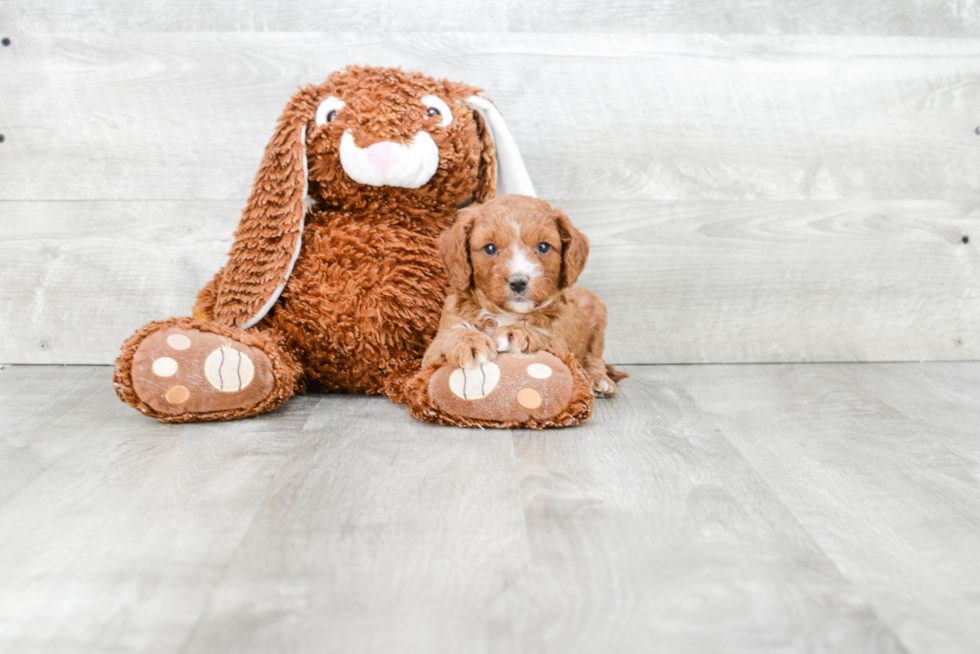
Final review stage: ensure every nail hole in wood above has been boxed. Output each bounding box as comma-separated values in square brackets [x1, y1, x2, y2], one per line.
[1, 38, 9, 47]
[0, 134, 5, 143]
[976, 126, 980, 135]
[962, 235, 970, 244]
[38, 341, 49, 351]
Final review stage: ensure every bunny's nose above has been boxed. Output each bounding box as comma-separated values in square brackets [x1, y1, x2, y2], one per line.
[366, 141, 401, 172]
[508, 275, 528, 294]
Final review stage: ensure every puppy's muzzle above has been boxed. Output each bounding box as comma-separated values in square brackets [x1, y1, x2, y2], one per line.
[507, 275, 528, 295]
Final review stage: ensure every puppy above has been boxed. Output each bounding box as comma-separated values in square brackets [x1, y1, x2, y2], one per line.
[423, 194, 626, 396]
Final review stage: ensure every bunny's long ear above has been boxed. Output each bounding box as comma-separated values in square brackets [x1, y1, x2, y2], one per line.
[465, 96, 536, 199]
[212, 96, 313, 329]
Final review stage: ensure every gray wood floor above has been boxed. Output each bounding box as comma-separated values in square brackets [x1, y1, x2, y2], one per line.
[1, 362, 979, 654]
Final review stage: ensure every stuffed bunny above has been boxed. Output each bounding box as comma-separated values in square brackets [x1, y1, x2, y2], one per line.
[113, 66, 593, 427]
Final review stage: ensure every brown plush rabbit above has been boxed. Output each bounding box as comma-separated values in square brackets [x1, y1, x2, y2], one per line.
[113, 66, 593, 427]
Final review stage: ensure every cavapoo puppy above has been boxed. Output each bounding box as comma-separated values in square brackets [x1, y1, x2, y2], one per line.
[423, 194, 626, 396]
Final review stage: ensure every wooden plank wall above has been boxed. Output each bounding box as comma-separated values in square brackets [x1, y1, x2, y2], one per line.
[2, 1, 979, 365]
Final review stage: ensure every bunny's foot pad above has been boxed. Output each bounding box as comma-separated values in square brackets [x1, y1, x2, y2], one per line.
[114, 318, 299, 422]
[404, 350, 594, 429]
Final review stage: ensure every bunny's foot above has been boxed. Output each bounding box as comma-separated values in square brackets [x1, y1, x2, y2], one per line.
[114, 317, 300, 422]
[396, 350, 594, 429]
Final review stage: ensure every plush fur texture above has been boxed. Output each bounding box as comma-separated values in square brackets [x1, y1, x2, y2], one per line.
[398, 348, 594, 429]
[115, 66, 500, 421]
[422, 194, 627, 397]
[113, 317, 302, 422]
[204, 67, 495, 330]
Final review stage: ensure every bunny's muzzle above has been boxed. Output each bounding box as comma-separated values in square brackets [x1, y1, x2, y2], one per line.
[339, 130, 440, 189]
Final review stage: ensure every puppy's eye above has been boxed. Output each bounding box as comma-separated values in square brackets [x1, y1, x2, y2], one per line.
[421, 95, 453, 128]
[537, 242, 551, 254]
[483, 244, 497, 255]
[326, 110, 338, 123]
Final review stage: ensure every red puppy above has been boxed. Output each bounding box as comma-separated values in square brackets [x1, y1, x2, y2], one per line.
[423, 194, 625, 396]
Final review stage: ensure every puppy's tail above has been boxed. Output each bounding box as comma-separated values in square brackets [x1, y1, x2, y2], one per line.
[606, 364, 629, 383]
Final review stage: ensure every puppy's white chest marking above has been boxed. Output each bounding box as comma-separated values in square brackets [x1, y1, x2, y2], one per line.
[479, 309, 519, 331]
[478, 310, 541, 352]
[489, 313, 520, 352]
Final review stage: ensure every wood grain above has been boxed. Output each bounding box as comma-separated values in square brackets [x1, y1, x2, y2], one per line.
[574, 200, 980, 364]
[0, 201, 237, 364]
[0, 364, 319, 653]
[3, 33, 980, 202]
[0, 366, 108, 505]
[3, 0, 979, 36]
[180, 397, 531, 654]
[2, 200, 976, 365]
[675, 362, 980, 654]
[4, 10, 979, 366]
[840, 363, 980, 461]
[5, 363, 957, 653]
[3, 2, 979, 650]
[506, 369, 909, 653]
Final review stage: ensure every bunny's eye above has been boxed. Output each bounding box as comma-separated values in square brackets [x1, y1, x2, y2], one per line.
[483, 244, 497, 256]
[315, 96, 346, 127]
[421, 95, 452, 128]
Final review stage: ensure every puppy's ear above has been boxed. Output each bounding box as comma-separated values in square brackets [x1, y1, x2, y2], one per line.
[439, 206, 478, 292]
[554, 206, 590, 289]
[212, 88, 318, 328]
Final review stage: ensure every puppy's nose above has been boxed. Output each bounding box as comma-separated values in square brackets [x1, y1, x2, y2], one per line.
[507, 275, 528, 294]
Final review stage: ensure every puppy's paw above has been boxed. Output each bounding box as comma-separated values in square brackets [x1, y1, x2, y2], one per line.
[446, 332, 497, 369]
[493, 325, 540, 354]
[590, 373, 618, 398]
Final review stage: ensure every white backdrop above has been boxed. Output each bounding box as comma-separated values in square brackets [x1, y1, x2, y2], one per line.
[2, 1, 979, 364]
